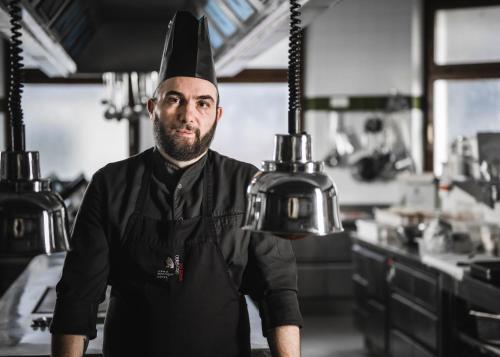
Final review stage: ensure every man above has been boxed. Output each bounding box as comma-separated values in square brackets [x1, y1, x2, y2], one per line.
[50, 11, 302, 357]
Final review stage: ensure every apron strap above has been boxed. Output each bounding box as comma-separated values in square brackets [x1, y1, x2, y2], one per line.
[134, 150, 153, 214]
[202, 151, 217, 241]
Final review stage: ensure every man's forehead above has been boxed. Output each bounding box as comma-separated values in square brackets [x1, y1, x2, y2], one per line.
[157, 76, 217, 97]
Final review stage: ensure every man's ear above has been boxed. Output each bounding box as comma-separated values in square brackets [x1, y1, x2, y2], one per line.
[216, 106, 223, 122]
[147, 98, 156, 120]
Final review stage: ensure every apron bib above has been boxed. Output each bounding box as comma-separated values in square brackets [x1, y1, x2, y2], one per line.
[103, 151, 251, 357]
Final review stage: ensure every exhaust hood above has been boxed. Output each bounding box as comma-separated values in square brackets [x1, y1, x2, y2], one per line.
[208, 0, 340, 76]
[0, 0, 94, 77]
[0, 0, 337, 77]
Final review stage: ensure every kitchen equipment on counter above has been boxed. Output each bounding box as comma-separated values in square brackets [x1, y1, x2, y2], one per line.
[470, 261, 500, 284]
[477, 132, 500, 176]
[420, 217, 476, 254]
[395, 223, 426, 246]
[479, 224, 500, 256]
[478, 132, 500, 206]
[439, 133, 500, 209]
[448, 136, 479, 181]
[373, 207, 434, 245]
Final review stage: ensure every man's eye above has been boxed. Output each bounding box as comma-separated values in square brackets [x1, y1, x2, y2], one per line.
[167, 97, 180, 104]
[198, 101, 210, 108]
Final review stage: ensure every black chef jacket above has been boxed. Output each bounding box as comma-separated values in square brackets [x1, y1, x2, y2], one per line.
[50, 147, 303, 340]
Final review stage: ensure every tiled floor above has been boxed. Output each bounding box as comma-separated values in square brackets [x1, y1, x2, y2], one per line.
[301, 313, 368, 357]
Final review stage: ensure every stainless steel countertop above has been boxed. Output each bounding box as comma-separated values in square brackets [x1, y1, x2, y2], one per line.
[353, 232, 500, 281]
[0, 253, 269, 355]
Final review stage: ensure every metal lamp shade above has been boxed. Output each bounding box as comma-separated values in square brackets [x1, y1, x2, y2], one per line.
[243, 134, 343, 237]
[0, 151, 70, 255]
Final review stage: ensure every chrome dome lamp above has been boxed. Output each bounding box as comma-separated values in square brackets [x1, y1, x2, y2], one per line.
[242, 0, 343, 238]
[0, 0, 69, 255]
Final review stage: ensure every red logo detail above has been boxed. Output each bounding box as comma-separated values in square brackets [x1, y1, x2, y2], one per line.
[179, 263, 184, 282]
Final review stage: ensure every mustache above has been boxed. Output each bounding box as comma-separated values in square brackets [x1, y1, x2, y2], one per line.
[171, 123, 197, 132]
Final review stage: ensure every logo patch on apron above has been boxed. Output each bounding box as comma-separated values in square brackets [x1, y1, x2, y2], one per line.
[156, 255, 183, 282]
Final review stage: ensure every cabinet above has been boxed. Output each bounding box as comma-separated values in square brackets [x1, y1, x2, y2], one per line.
[352, 240, 441, 357]
[352, 243, 388, 355]
[451, 275, 500, 357]
[353, 236, 500, 357]
[292, 231, 353, 300]
[389, 262, 439, 355]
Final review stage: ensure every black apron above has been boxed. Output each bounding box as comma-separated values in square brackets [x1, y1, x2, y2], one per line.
[103, 151, 251, 357]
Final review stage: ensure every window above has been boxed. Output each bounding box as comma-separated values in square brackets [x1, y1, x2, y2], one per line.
[433, 79, 500, 171]
[425, 1, 500, 174]
[22, 84, 128, 180]
[211, 83, 288, 167]
[434, 6, 500, 65]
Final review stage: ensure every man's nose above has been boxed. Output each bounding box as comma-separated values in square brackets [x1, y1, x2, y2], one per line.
[179, 101, 197, 123]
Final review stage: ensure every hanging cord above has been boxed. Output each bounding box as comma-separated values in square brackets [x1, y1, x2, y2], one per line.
[8, 0, 25, 152]
[287, 0, 302, 135]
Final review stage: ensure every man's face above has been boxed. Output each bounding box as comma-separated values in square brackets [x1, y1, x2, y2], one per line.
[147, 76, 222, 161]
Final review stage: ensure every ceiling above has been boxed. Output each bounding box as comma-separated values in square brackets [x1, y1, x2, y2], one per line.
[51, 0, 204, 73]
[0, 0, 336, 76]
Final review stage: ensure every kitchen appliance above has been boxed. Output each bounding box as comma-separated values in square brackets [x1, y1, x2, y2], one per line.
[243, 0, 343, 237]
[470, 261, 500, 284]
[449, 136, 477, 180]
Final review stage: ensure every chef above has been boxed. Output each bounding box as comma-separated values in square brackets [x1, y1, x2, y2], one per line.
[50, 11, 302, 357]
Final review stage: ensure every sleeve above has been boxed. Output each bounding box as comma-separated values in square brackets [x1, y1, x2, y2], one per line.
[50, 170, 109, 340]
[241, 231, 303, 336]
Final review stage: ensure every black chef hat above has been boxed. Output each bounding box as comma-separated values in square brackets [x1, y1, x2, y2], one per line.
[158, 11, 217, 88]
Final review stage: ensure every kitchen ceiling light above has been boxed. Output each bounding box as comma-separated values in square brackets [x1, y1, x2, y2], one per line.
[242, 0, 343, 238]
[0, 0, 69, 255]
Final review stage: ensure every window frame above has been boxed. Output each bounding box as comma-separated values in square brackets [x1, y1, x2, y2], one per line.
[423, 0, 500, 171]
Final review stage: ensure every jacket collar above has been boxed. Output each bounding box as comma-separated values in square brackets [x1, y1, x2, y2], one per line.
[151, 146, 208, 191]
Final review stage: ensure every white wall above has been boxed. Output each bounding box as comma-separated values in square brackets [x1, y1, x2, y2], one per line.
[306, 0, 422, 96]
[247, 37, 288, 69]
[305, 0, 424, 205]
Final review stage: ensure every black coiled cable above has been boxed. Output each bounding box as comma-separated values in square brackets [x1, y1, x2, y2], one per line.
[8, 0, 25, 152]
[288, 0, 302, 135]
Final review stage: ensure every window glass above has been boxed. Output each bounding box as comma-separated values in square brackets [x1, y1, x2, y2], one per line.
[433, 79, 500, 174]
[435, 6, 500, 65]
[211, 83, 288, 167]
[208, 23, 224, 49]
[205, 1, 237, 37]
[23, 84, 129, 180]
[225, 0, 255, 21]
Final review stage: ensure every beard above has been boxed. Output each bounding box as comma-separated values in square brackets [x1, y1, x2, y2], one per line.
[153, 115, 217, 161]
